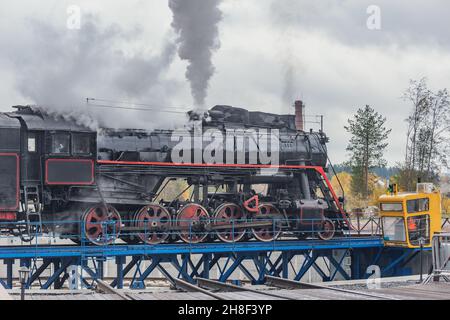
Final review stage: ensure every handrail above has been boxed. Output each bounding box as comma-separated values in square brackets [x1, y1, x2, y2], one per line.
[423, 233, 450, 284]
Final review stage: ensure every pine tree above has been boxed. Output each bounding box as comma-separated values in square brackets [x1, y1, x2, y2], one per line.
[344, 105, 391, 199]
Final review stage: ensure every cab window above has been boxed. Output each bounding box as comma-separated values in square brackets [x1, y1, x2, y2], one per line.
[382, 217, 406, 242]
[28, 133, 36, 153]
[407, 215, 430, 245]
[72, 134, 91, 155]
[380, 203, 403, 212]
[406, 198, 429, 213]
[51, 133, 70, 154]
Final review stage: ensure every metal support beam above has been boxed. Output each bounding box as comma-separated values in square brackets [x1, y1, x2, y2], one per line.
[115, 256, 125, 289]
[134, 257, 161, 286]
[28, 259, 52, 286]
[381, 250, 416, 277]
[202, 254, 211, 279]
[41, 258, 73, 289]
[328, 250, 351, 281]
[111, 256, 140, 288]
[219, 255, 244, 282]
[4, 259, 13, 289]
[351, 249, 361, 279]
[294, 252, 318, 281]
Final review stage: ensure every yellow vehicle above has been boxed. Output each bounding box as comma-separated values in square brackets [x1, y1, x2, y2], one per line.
[379, 183, 442, 248]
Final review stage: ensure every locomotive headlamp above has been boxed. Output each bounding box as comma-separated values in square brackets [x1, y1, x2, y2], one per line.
[19, 266, 29, 284]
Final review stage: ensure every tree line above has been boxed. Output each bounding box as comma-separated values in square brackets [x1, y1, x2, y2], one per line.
[336, 78, 449, 209]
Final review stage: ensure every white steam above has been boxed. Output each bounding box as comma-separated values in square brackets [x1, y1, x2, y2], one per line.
[11, 14, 185, 129]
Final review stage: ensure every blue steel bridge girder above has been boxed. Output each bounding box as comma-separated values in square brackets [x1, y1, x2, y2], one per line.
[20, 257, 79, 290]
[379, 248, 420, 277]
[81, 257, 108, 289]
[42, 258, 73, 289]
[1, 237, 424, 290]
[112, 254, 201, 289]
[350, 247, 427, 279]
[329, 249, 351, 281]
[294, 251, 319, 281]
[3, 259, 14, 289]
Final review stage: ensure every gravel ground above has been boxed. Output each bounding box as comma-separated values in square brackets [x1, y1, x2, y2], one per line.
[332, 280, 420, 291]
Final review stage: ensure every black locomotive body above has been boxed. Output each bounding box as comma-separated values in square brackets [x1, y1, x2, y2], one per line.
[0, 104, 347, 245]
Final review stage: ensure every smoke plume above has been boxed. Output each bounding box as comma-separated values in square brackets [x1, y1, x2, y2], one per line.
[282, 59, 299, 107]
[10, 14, 183, 129]
[168, 0, 223, 108]
[269, 1, 305, 110]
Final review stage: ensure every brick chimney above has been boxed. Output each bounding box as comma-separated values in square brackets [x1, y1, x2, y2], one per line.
[294, 100, 304, 131]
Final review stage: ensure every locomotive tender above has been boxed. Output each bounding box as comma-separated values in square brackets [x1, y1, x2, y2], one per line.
[0, 102, 348, 245]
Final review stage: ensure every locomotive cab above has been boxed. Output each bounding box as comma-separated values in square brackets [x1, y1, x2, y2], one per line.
[0, 114, 21, 221]
[379, 183, 442, 248]
[2, 106, 98, 239]
[10, 106, 97, 186]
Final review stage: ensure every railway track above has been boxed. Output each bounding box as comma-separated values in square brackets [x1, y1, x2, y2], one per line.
[9, 273, 450, 300]
[94, 279, 135, 300]
[173, 278, 291, 300]
[264, 276, 399, 300]
[169, 276, 400, 300]
[195, 277, 298, 300]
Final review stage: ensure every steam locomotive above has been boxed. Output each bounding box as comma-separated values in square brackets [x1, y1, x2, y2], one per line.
[0, 102, 348, 245]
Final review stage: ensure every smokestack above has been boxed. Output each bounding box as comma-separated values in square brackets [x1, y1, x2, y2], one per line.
[294, 100, 304, 131]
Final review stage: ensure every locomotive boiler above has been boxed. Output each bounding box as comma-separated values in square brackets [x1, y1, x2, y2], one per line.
[0, 102, 348, 245]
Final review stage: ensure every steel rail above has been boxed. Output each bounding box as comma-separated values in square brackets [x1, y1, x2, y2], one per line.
[94, 279, 134, 300]
[196, 277, 293, 300]
[264, 276, 399, 300]
[173, 278, 226, 300]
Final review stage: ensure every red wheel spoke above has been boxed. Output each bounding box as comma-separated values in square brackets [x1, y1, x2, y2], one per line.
[213, 203, 246, 243]
[177, 204, 210, 244]
[83, 204, 121, 245]
[251, 203, 282, 242]
[87, 225, 101, 237]
[318, 219, 335, 241]
[135, 204, 171, 244]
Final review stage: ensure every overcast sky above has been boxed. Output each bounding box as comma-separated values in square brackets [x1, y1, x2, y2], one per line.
[0, 0, 449, 166]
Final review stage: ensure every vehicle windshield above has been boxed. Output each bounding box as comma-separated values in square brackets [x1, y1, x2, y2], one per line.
[406, 198, 429, 213]
[407, 215, 430, 246]
[380, 202, 403, 212]
[382, 217, 406, 242]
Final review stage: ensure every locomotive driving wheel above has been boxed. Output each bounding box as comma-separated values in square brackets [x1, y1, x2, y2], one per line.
[213, 203, 247, 243]
[317, 218, 335, 241]
[176, 203, 210, 244]
[134, 204, 171, 244]
[251, 203, 283, 242]
[82, 204, 122, 245]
